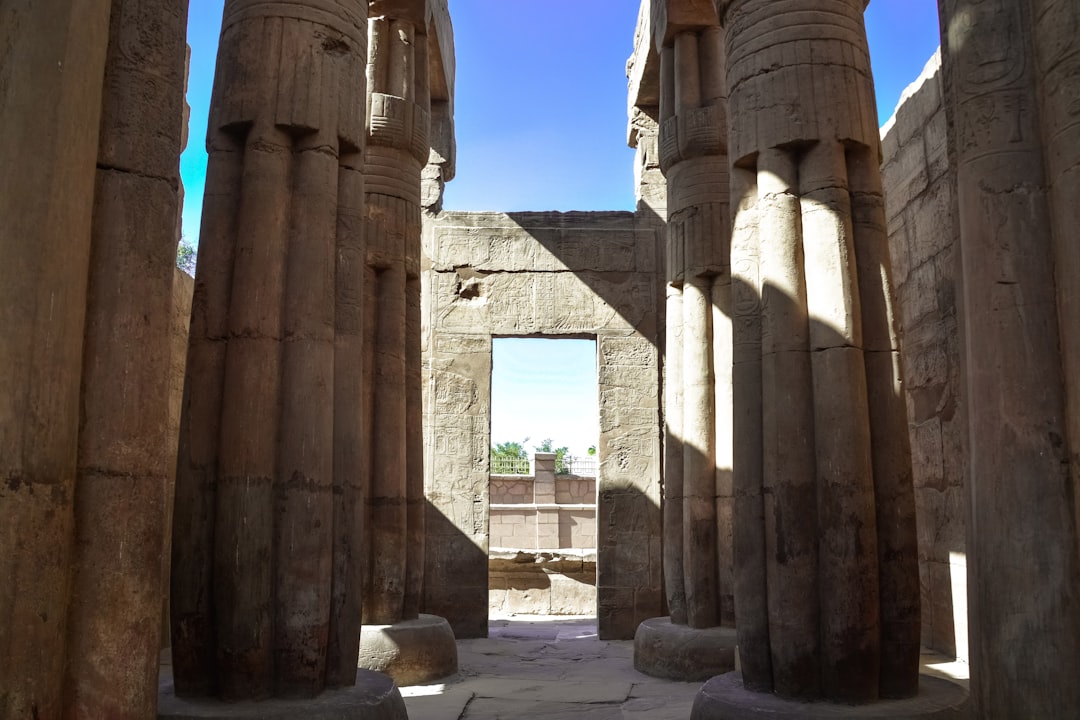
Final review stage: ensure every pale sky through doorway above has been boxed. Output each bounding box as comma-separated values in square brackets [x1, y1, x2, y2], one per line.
[177, 1, 943, 456]
[491, 338, 599, 459]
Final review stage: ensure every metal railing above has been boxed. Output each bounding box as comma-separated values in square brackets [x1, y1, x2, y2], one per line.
[560, 457, 597, 477]
[490, 454, 598, 477]
[490, 455, 531, 475]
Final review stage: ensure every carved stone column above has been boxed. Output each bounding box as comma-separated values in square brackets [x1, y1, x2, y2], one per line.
[632, 12, 737, 682]
[165, 0, 405, 714]
[0, 1, 187, 716]
[357, 0, 458, 686]
[693, 0, 965, 716]
[937, 0, 1080, 717]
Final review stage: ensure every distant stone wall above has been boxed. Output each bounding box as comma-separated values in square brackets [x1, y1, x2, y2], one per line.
[556, 477, 596, 504]
[488, 457, 597, 553]
[488, 552, 597, 617]
[162, 266, 194, 645]
[422, 210, 665, 639]
[490, 476, 533, 504]
[881, 50, 968, 661]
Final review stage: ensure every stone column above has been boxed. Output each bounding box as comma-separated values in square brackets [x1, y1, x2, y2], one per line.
[1, 1, 186, 716]
[166, 1, 404, 713]
[634, 18, 737, 683]
[357, 0, 458, 686]
[937, 0, 1080, 717]
[693, 1, 964, 716]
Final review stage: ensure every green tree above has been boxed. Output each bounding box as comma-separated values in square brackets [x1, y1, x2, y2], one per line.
[176, 239, 197, 275]
[491, 438, 530, 473]
[491, 438, 529, 460]
[535, 438, 571, 474]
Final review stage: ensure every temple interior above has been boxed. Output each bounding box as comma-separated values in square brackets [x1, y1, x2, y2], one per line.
[2, 0, 1078, 718]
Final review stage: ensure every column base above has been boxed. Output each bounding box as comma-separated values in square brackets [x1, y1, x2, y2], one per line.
[633, 616, 737, 681]
[691, 672, 969, 720]
[158, 669, 407, 719]
[359, 613, 458, 686]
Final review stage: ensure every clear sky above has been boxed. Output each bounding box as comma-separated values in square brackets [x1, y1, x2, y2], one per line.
[178, 1, 944, 455]
[491, 338, 599, 458]
[180, 0, 943, 239]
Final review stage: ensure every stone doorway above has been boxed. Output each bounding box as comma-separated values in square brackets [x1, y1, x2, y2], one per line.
[421, 210, 666, 640]
[487, 337, 600, 620]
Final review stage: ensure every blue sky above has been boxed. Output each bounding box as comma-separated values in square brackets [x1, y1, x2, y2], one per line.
[178, 1, 943, 455]
[180, 0, 943, 239]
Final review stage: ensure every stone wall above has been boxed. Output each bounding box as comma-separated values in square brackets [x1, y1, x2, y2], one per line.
[162, 266, 195, 644]
[488, 552, 597, 617]
[422, 210, 665, 639]
[490, 476, 534, 504]
[488, 457, 597, 552]
[881, 50, 967, 662]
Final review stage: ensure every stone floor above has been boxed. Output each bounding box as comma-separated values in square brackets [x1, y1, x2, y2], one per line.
[401, 615, 970, 720]
[158, 614, 969, 720]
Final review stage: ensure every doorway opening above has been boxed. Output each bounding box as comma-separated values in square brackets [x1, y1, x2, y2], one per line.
[487, 337, 599, 629]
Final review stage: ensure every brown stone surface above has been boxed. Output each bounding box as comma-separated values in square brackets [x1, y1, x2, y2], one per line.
[159, 669, 408, 719]
[68, 3, 190, 706]
[362, 2, 455, 635]
[634, 617, 736, 682]
[171, 0, 370, 700]
[6, 1, 1080, 715]
[938, 0, 1080, 717]
[422, 211, 665, 640]
[0, 6, 110, 713]
[0, 0, 186, 716]
[163, 268, 195, 645]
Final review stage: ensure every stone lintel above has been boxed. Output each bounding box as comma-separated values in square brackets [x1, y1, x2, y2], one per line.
[369, 0, 425, 24]
[652, 0, 720, 47]
[628, 0, 661, 144]
[426, 0, 455, 181]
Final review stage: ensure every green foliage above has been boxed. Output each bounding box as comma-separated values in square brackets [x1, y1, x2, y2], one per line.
[176, 239, 197, 275]
[491, 438, 529, 460]
[490, 437, 579, 474]
[535, 438, 571, 474]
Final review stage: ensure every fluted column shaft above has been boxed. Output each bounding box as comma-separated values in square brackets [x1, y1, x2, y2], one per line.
[171, 0, 369, 700]
[363, 7, 431, 625]
[658, 24, 734, 632]
[723, 0, 919, 703]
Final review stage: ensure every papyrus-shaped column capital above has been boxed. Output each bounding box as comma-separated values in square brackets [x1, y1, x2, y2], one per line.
[210, 0, 369, 150]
